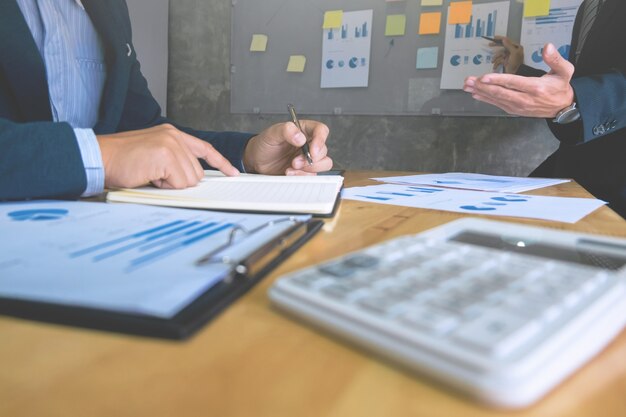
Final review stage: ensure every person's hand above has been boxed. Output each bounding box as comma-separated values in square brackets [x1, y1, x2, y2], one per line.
[243, 120, 333, 175]
[97, 124, 239, 189]
[463, 43, 575, 118]
[490, 36, 524, 74]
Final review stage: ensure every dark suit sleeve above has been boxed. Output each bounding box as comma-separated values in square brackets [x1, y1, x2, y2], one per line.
[517, 63, 626, 147]
[0, 118, 87, 200]
[113, 0, 253, 172]
[565, 69, 626, 143]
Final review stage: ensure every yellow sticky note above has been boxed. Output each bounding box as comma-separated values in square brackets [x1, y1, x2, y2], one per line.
[421, 0, 443, 6]
[249, 34, 268, 52]
[385, 15, 406, 37]
[323, 10, 343, 29]
[286, 55, 306, 73]
[448, 1, 473, 25]
[419, 12, 442, 35]
[524, 0, 551, 17]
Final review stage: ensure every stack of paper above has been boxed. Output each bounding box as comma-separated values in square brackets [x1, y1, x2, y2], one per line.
[344, 172, 605, 223]
[373, 172, 569, 193]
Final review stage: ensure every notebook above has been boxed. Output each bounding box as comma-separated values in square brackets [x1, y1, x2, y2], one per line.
[106, 171, 344, 217]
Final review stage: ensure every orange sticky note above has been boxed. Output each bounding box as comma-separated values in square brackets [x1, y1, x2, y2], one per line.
[419, 12, 442, 35]
[448, 1, 472, 25]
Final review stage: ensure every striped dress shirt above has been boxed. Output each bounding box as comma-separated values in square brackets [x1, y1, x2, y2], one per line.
[16, 0, 106, 196]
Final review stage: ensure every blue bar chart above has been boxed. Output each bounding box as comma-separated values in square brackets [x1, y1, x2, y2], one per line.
[327, 21, 369, 40]
[71, 219, 235, 271]
[454, 10, 497, 39]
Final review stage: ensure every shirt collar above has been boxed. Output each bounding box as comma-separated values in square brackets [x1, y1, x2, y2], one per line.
[75, 0, 85, 10]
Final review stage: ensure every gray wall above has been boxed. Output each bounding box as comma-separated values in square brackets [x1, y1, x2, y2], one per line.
[167, 0, 559, 176]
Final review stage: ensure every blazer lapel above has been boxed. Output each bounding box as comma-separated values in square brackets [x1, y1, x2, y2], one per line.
[0, 0, 52, 121]
[82, 0, 132, 134]
[576, 0, 618, 71]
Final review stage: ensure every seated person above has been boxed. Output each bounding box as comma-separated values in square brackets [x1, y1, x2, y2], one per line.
[0, 0, 333, 201]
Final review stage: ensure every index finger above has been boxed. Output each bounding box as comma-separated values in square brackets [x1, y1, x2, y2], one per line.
[179, 132, 240, 176]
[478, 73, 536, 93]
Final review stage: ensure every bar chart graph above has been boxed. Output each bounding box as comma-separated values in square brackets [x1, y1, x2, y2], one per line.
[441, 1, 510, 89]
[321, 9, 373, 88]
[454, 10, 497, 39]
[71, 219, 235, 271]
[327, 21, 369, 40]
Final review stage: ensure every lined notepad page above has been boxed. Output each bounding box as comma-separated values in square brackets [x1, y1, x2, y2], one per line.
[107, 171, 343, 214]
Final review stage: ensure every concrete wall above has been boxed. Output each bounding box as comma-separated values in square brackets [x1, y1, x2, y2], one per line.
[167, 0, 559, 176]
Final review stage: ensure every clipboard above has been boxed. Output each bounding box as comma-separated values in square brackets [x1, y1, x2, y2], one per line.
[0, 205, 324, 340]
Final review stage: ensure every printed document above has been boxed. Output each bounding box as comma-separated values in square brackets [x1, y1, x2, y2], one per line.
[343, 184, 605, 223]
[374, 172, 570, 193]
[0, 201, 309, 318]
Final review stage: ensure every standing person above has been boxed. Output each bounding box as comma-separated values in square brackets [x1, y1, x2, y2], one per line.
[0, 0, 333, 201]
[463, 0, 625, 218]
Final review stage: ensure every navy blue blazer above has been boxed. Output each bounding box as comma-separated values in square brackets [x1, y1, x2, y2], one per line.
[518, 0, 626, 217]
[0, 0, 252, 201]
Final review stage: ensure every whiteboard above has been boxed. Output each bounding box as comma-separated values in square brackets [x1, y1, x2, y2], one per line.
[230, 0, 571, 116]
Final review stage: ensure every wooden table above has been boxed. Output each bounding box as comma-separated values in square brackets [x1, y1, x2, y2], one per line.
[2, 171, 626, 417]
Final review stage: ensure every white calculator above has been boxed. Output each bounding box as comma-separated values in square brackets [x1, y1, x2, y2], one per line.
[269, 218, 626, 408]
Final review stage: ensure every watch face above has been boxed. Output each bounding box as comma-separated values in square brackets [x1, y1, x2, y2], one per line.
[556, 104, 580, 124]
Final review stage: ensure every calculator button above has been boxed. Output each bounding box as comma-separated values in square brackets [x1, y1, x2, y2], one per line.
[400, 307, 460, 335]
[343, 253, 380, 268]
[452, 310, 541, 357]
[321, 284, 354, 299]
[318, 261, 357, 277]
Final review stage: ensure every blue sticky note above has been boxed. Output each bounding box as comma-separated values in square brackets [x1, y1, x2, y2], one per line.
[416, 47, 439, 69]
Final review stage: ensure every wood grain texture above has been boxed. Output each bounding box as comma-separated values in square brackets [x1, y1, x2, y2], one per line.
[2, 171, 625, 417]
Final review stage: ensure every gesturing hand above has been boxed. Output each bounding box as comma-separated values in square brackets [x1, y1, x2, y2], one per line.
[97, 124, 240, 189]
[490, 36, 524, 74]
[463, 43, 575, 118]
[243, 120, 333, 175]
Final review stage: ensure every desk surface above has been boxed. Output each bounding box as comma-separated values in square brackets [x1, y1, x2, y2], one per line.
[2, 171, 626, 417]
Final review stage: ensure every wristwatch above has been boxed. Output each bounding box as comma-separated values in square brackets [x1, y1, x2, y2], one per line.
[553, 102, 580, 124]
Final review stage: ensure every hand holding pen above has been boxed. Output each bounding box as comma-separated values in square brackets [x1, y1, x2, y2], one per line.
[240, 107, 333, 175]
[287, 104, 313, 165]
[483, 36, 525, 74]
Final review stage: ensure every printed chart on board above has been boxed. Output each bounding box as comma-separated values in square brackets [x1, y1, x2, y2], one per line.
[440, 1, 510, 89]
[520, 0, 583, 72]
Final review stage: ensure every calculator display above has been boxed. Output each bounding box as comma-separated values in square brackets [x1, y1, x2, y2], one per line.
[451, 232, 626, 271]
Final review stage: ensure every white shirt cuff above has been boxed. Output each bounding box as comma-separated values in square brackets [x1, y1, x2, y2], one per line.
[74, 128, 105, 196]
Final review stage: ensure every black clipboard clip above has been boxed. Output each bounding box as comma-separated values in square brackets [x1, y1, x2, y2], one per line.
[194, 217, 319, 281]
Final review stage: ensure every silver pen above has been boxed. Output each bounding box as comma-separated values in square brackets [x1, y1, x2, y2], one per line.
[287, 104, 313, 166]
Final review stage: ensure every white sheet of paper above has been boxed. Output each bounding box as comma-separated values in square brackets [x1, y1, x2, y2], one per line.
[321, 9, 373, 88]
[440, 1, 510, 89]
[521, 0, 583, 72]
[343, 184, 605, 223]
[0, 201, 309, 318]
[373, 172, 570, 193]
